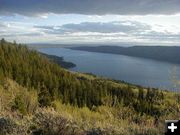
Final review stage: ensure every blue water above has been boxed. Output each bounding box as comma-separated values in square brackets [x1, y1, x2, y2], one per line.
[38, 48, 180, 91]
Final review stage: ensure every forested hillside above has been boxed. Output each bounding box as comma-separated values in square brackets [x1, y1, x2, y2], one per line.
[0, 39, 179, 135]
[41, 53, 76, 69]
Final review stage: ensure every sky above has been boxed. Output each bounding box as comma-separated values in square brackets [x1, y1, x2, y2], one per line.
[0, 0, 180, 45]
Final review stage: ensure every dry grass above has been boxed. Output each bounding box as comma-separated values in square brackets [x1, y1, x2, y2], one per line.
[0, 78, 179, 135]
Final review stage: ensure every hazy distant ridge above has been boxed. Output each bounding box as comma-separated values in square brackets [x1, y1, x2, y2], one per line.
[71, 46, 180, 64]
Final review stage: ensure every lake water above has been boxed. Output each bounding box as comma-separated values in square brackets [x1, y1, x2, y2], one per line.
[38, 48, 180, 92]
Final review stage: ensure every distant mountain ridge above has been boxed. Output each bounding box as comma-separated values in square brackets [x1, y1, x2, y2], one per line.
[71, 46, 180, 64]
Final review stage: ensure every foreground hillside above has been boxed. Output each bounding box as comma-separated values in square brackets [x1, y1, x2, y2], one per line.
[71, 46, 180, 64]
[0, 39, 179, 135]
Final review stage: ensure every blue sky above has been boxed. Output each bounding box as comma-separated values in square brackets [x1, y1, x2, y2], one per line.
[0, 0, 180, 45]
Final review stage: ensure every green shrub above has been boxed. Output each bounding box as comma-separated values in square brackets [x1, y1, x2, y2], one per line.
[11, 95, 27, 115]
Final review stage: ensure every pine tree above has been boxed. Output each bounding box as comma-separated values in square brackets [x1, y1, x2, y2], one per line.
[38, 83, 52, 107]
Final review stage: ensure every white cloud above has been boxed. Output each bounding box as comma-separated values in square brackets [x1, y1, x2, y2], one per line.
[1, 18, 180, 45]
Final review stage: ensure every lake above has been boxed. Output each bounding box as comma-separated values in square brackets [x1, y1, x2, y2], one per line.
[38, 48, 180, 92]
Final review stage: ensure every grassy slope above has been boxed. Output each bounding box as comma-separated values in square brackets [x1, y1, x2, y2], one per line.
[0, 75, 179, 134]
[0, 78, 177, 135]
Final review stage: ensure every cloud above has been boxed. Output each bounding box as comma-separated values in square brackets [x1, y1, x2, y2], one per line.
[34, 26, 55, 30]
[33, 21, 180, 43]
[62, 21, 151, 33]
[1, 20, 180, 44]
[136, 31, 180, 41]
[0, 0, 180, 16]
[34, 21, 151, 34]
[0, 22, 6, 28]
[0, 32, 43, 38]
[0, 21, 43, 38]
